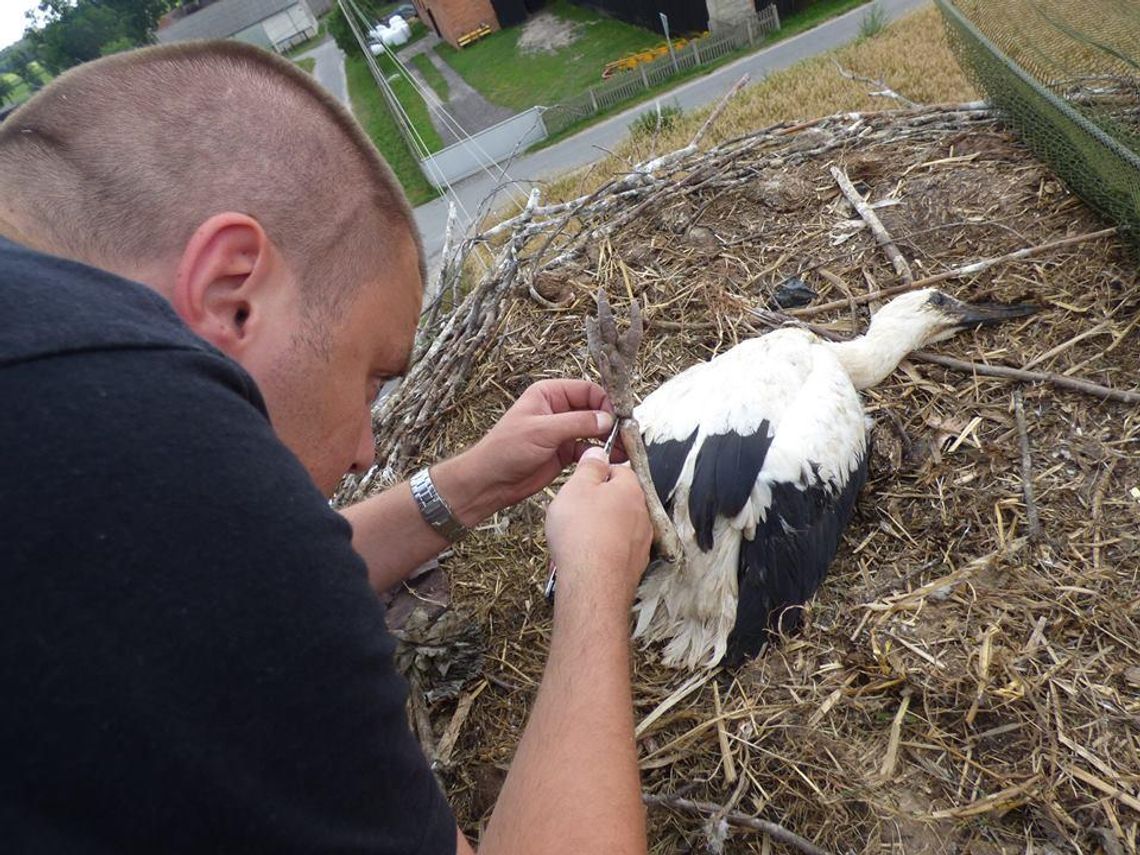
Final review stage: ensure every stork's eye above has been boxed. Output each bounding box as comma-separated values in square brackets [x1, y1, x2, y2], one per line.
[927, 292, 949, 307]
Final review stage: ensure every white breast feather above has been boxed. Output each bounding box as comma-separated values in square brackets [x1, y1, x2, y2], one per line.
[633, 331, 868, 669]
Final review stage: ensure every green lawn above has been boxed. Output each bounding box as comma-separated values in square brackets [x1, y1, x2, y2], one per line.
[435, 0, 662, 111]
[295, 57, 316, 74]
[345, 52, 439, 206]
[410, 52, 449, 101]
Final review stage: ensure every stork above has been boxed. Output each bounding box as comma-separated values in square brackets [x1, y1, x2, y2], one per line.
[627, 288, 1036, 670]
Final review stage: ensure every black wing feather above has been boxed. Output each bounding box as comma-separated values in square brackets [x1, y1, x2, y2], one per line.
[724, 450, 869, 666]
[687, 421, 774, 551]
[644, 428, 698, 510]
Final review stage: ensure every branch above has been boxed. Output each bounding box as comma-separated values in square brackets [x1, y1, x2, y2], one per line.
[832, 59, 920, 108]
[830, 165, 913, 284]
[789, 227, 1119, 318]
[911, 352, 1140, 405]
[643, 793, 833, 855]
[690, 74, 751, 148]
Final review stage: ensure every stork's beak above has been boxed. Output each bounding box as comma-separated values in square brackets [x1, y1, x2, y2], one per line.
[937, 295, 1040, 328]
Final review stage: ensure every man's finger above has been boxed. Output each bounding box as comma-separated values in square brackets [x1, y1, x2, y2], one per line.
[541, 409, 614, 445]
[531, 379, 611, 415]
[571, 446, 612, 484]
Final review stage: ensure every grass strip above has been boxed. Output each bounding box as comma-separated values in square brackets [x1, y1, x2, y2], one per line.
[345, 52, 439, 205]
[410, 52, 450, 101]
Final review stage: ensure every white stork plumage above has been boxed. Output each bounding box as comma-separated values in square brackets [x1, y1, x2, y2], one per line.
[631, 288, 1035, 670]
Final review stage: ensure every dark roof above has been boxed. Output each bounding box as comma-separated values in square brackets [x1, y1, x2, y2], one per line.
[157, 0, 307, 43]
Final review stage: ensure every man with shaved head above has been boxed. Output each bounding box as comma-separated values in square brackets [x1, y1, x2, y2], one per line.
[0, 43, 651, 854]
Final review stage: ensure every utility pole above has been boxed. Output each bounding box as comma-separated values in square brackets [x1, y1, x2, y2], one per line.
[659, 13, 679, 73]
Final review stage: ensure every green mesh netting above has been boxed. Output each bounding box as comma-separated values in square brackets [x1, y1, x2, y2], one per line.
[935, 0, 1140, 248]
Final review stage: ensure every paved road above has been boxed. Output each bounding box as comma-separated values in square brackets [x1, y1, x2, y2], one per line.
[300, 38, 350, 110]
[413, 0, 929, 263]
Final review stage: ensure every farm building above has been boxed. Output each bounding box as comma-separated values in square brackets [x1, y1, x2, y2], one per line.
[157, 0, 321, 54]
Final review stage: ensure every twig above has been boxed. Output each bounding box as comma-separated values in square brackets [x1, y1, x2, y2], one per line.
[910, 352, 1140, 404]
[642, 793, 833, 855]
[1091, 458, 1118, 570]
[1013, 388, 1043, 542]
[832, 59, 920, 108]
[789, 227, 1119, 318]
[830, 165, 913, 284]
[690, 74, 751, 148]
[712, 681, 737, 785]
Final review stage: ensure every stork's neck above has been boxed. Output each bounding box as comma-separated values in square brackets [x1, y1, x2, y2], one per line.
[825, 320, 927, 390]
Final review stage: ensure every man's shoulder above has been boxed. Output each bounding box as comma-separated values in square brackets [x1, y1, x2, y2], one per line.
[0, 235, 216, 367]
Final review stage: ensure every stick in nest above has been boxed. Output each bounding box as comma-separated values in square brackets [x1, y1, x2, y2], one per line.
[642, 793, 834, 855]
[1013, 388, 1043, 542]
[830, 165, 913, 285]
[585, 289, 684, 564]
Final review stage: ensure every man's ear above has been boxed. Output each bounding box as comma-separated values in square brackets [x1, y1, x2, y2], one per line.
[170, 212, 291, 358]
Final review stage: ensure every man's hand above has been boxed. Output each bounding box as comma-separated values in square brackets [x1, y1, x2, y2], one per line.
[435, 380, 621, 525]
[545, 448, 653, 612]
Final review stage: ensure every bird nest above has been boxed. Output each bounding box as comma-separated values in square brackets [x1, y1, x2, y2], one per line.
[351, 103, 1140, 853]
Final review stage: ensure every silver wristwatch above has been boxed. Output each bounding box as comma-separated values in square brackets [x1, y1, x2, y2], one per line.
[409, 468, 467, 542]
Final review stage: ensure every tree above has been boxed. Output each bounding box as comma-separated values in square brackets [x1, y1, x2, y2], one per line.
[0, 74, 14, 106]
[26, 0, 176, 74]
[327, 0, 390, 54]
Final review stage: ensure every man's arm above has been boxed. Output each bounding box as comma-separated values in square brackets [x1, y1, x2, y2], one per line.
[343, 380, 618, 593]
[467, 450, 651, 854]
[339, 452, 497, 593]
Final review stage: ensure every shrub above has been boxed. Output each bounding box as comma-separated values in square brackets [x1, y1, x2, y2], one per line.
[629, 103, 683, 138]
[859, 2, 888, 39]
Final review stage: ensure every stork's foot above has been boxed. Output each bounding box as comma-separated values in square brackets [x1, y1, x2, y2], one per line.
[585, 290, 684, 565]
[585, 289, 642, 419]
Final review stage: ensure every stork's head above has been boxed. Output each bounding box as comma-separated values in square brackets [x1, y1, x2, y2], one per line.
[869, 288, 1038, 348]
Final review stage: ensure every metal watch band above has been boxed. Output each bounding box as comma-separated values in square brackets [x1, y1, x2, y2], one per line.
[409, 468, 467, 542]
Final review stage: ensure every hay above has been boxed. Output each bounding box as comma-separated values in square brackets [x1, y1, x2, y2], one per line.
[352, 101, 1140, 852]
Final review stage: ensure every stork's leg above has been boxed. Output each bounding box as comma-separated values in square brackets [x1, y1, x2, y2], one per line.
[586, 289, 684, 565]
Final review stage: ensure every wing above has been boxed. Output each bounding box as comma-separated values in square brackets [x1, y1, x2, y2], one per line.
[724, 449, 867, 666]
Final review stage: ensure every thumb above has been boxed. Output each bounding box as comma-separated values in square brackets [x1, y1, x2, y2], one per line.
[571, 446, 612, 484]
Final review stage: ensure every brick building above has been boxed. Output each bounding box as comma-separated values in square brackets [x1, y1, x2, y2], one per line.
[412, 0, 543, 48]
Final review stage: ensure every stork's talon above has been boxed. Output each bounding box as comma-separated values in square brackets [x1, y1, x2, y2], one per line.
[585, 289, 642, 418]
[585, 290, 684, 565]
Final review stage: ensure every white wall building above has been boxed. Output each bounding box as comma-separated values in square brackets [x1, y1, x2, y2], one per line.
[157, 0, 320, 54]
